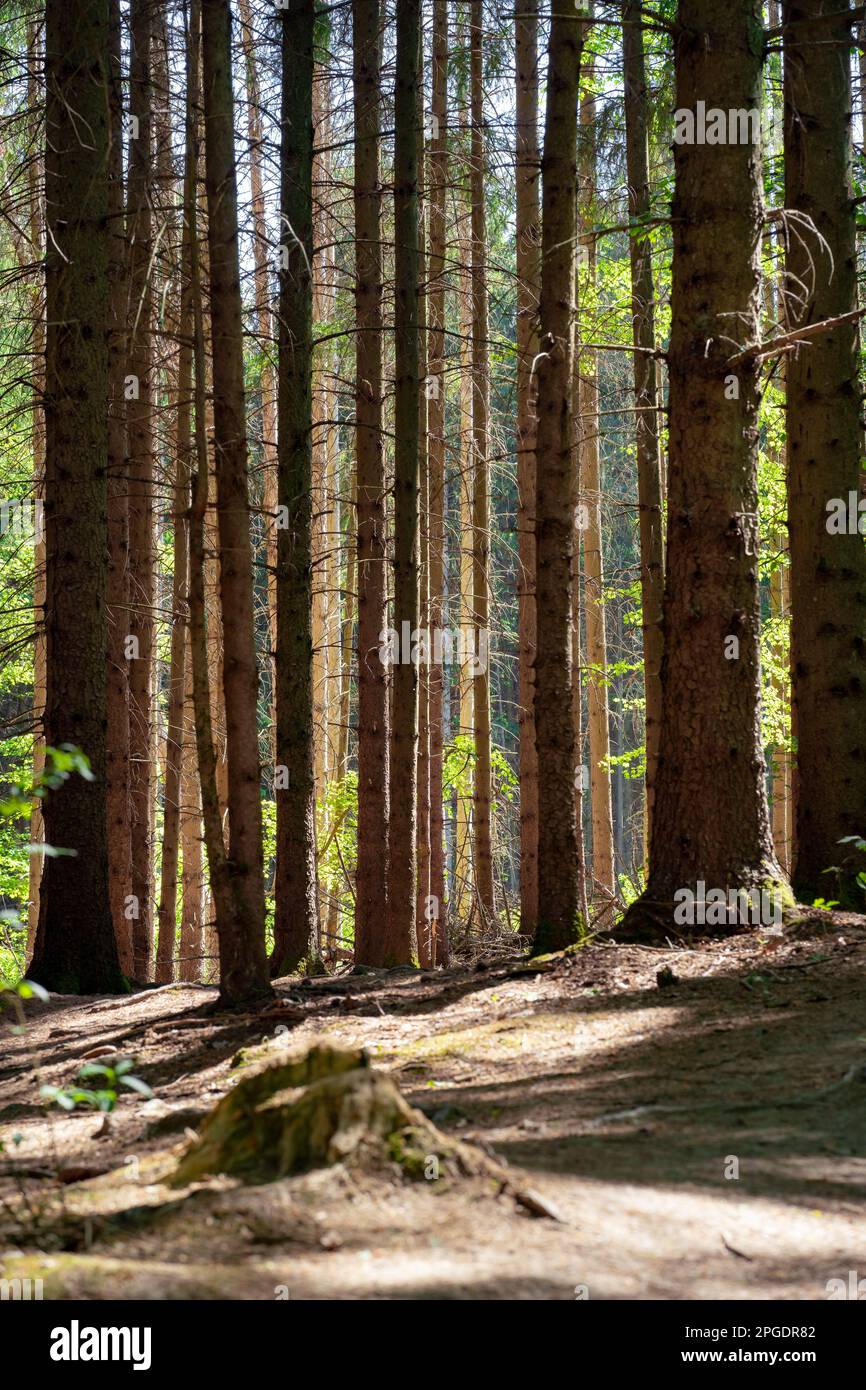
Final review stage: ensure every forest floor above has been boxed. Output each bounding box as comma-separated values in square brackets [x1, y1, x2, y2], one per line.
[2, 910, 866, 1301]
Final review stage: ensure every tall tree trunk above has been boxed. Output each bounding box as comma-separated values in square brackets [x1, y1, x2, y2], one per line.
[30, 0, 124, 995]
[311, 68, 334, 816]
[183, 0, 223, 991]
[532, 1, 584, 954]
[416, 76, 432, 968]
[469, 0, 496, 925]
[770, 533, 791, 874]
[515, 0, 540, 938]
[336, 471, 356, 786]
[180, 623, 204, 983]
[384, 0, 421, 965]
[201, 0, 271, 1003]
[155, 44, 194, 985]
[454, 46, 474, 931]
[784, 0, 866, 904]
[352, 0, 390, 964]
[428, 0, 449, 963]
[578, 44, 616, 920]
[272, 0, 320, 975]
[178, 2, 205, 989]
[622, 0, 664, 853]
[105, 0, 132, 976]
[622, 0, 786, 939]
[126, 0, 157, 982]
[26, 16, 46, 963]
[238, 0, 278, 714]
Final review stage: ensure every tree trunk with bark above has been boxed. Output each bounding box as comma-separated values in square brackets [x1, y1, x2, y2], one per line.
[469, 0, 496, 927]
[622, 0, 664, 852]
[384, 0, 421, 965]
[126, 0, 157, 982]
[784, 0, 866, 905]
[532, 2, 584, 954]
[30, 0, 124, 995]
[578, 49, 616, 921]
[26, 17, 46, 963]
[272, 0, 320, 975]
[352, 0, 390, 964]
[622, 0, 787, 939]
[427, 0, 449, 963]
[515, 0, 540, 939]
[201, 0, 271, 1003]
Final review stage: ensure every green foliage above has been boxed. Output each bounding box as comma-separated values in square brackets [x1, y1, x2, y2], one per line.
[821, 836, 866, 907]
[0, 747, 95, 986]
[40, 1057, 153, 1114]
[443, 733, 517, 807]
[317, 771, 358, 945]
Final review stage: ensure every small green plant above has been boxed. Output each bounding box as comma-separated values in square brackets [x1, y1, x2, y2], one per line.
[1, 745, 96, 986]
[837, 836, 866, 900]
[0, 976, 49, 1031]
[40, 1058, 153, 1114]
[821, 835, 866, 908]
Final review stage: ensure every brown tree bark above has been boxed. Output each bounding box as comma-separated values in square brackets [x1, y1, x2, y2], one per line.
[201, 0, 271, 1004]
[384, 0, 421, 965]
[272, 0, 320, 975]
[454, 119, 475, 929]
[155, 42, 195, 985]
[578, 49, 616, 921]
[126, 0, 157, 983]
[454, 78, 475, 930]
[105, 0, 132, 977]
[622, 0, 664, 853]
[515, 0, 540, 939]
[427, 0, 449, 964]
[469, 0, 496, 926]
[352, 0, 390, 965]
[180, 621, 204, 984]
[26, 16, 46, 963]
[622, 0, 786, 939]
[238, 0, 278, 708]
[784, 0, 866, 904]
[311, 68, 336, 818]
[184, 0, 226, 993]
[532, 1, 584, 954]
[770, 534, 792, 874]
[30, 0, 124, 995]
[416, 79, 432, 968]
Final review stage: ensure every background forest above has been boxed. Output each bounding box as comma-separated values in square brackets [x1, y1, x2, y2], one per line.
[3, 0, 866, 1314]
[0, 0, 863, 1002]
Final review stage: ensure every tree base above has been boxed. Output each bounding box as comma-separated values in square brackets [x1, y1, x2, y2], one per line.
[172, 1043, 492, 1187]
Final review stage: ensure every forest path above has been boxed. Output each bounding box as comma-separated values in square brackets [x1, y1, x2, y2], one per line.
[2, 913, 865, 1300]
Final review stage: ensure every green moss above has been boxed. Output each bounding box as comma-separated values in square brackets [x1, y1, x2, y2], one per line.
[387, 1129, 430, 1179]
[531, 914, 587, 959]
[527, 940, 587, 968]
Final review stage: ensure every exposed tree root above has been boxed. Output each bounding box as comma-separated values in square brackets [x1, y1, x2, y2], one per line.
[171, 1043, 561, 1219]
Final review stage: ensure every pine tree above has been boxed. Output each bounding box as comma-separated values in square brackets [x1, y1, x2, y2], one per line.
[384, 0, 422, 965]
[622, 0, 787, 939]
[200, 0, 271, 1003]
[30, 0, 124, 995]
[272, 0, 320, 975]
[784, 0, 866, 904]
[533, 1, 584, 954]
[515, 0, 541, 938]
[352, 0, 390, 964]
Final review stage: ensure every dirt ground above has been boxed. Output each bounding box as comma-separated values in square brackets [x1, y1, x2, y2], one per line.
[2, 912, 865, 1300]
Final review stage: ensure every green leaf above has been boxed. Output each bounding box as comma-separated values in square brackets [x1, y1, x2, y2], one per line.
[119, 1075, 153, 1098]
[17, 979, 49, 1001]
[77, 1063, 114, 1082]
